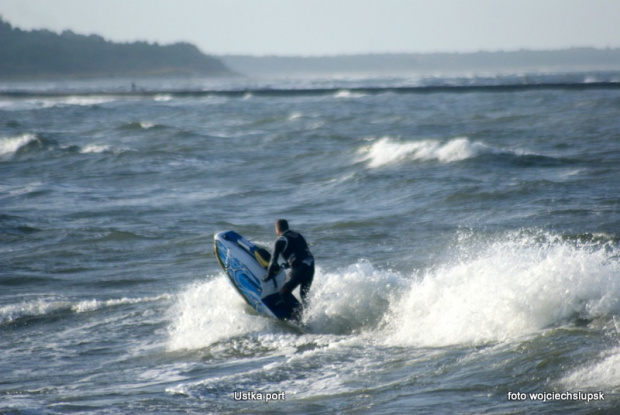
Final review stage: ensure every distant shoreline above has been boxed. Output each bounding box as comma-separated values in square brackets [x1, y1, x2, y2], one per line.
[2, 17, 619, 81]
[219, 48, 620, 77]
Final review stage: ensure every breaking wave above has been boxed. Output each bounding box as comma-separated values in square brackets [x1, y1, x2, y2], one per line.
[561, 346, 620, 392]
[167, 277, 273, 351]
[0, 133, 39, 158]
[168, 230, 620, 352]
[358, 136, 490, 167]
[383, 230, 620, 347]
[80, 144, 112, 154]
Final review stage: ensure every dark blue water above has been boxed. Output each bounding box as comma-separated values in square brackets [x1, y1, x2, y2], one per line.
[2, 73, 620, 414]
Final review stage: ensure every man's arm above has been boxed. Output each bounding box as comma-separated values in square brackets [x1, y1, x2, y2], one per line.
[266, 237, 285, 279]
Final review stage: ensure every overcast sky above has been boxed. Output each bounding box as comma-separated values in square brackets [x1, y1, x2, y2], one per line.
[1, 0, 619, 56]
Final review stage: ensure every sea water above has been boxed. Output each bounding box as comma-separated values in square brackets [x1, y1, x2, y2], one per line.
[2, 73, 620, 414]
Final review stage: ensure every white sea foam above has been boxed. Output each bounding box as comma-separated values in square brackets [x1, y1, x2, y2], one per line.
[167, 278, 272, 351]
[288, 112, 303, 121]
[0, 96, 109, 111]
[80, 144, 111, 154]
[71, 295, 171, 313]
[140, 121, 157, 129]
[167, 232, 620, 351]
[0, 134, 38, 157]
[383, 231, 620, 347]
[166, 263, 402, 351]
[304, 262, 403, 334]
[359, 136, 487, 167]
[167, 334, 365, 399]
[0, 295, 170, 325]
[80, 143, 132, 155]
[153, 94, 173, 102]
[334, 89, 366, 99]
[61, 96, 117, 107]
[0, 299, 68, 324]
[7, 96, 118, 111]
[561, 346, 620, 392]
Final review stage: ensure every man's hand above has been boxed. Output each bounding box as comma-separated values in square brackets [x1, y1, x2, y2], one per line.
[263, 263, 279, 282]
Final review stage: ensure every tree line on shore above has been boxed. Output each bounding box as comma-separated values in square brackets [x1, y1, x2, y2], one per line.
[0, 18, 233, 80]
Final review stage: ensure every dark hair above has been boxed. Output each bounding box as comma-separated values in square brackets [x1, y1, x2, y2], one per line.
[276, 219, 289, 232]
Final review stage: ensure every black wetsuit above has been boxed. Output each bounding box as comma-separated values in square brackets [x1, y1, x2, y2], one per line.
[267, 229, 315, 307]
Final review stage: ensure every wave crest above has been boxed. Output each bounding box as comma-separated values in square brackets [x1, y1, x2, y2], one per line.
[0, 134, 38, 158]
[561, 346, 620, 392]
[359, 136, 487, 167]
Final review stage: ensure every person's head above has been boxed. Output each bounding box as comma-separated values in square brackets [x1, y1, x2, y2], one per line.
[275, 219, 289, 236]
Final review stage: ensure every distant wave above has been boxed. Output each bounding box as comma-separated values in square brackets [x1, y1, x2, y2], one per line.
[74, 142, 130, 156]
[0, 133, 39, 158]
[0, 133, 128, 158]
[118, 121, 163, 131]
[0, 295, 171, 326]
[80, 144, 112, 154]
[357, 136, 572, 168]
[333, 89, 367, 99]
[1, 80, 619, 101]
[0, 95, 120, 111]
[358, 137, 489, 167]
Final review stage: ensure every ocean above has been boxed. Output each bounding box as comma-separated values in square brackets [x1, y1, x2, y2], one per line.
[2, 72, 620, 414]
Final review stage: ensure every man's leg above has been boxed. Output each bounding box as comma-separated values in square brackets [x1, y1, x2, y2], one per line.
[298, 265, 314, 308]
